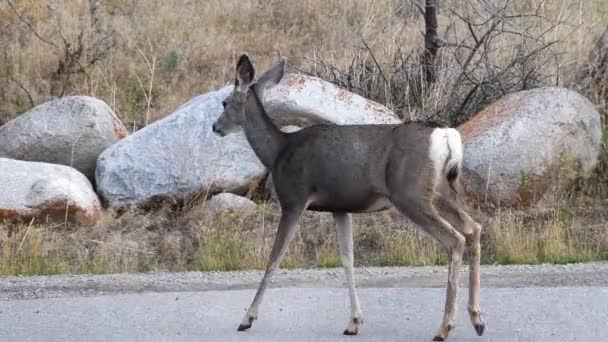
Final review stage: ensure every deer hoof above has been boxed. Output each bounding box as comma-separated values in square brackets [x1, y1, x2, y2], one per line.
[433, 322, 454, 341]
[237, 324, 251, 331]
[474, 322, 485, 336]
[237, 315, 256, 331]
[343, 317, 362, 335]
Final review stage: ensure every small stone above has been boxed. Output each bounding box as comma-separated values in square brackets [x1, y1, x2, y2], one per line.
[204, 193, 256, 214]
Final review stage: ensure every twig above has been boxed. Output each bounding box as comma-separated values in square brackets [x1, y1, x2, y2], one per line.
[414, 3, 424, 16]
[6, 0, 60, 50]
[357, 32, 390, 88]
[135, 38, 157, 126]
[17, 218, 36, 254]
[8, 77, 35, 107]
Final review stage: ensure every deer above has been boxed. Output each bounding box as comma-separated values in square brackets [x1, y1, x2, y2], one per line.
[211, 53, 485, 341]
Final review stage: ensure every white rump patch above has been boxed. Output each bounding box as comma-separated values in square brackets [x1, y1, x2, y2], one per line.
[429, 128, 463, 182]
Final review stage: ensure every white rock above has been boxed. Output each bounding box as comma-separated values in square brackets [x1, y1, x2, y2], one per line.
[0, 158, 101, 225]
[458, 87, 603, 207]
[204, 193, 257, 214]
[0, 96, 128, 182]
[263, 74, 401, 126]
[96, 86, 266, 208]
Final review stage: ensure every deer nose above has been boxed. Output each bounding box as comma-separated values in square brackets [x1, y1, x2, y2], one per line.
[212, 122, 224, 136]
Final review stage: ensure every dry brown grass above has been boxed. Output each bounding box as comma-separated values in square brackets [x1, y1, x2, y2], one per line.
[1, 193, 606, 276]
[1, 0, 607, 275]
[2, 0, 607, 123]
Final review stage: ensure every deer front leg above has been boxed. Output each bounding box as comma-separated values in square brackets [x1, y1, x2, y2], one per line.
[237, 206, 304, 331]
[334, 212, 363, 335]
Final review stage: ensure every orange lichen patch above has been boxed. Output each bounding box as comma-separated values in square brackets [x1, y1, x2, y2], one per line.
[1, 201, 100, 226]
[111, 115, 128, 140]
[336, 88, 353, 104]
[364, 100, 393, 115]
[0, 209, 22, 222]
[37, 200, 100, 226]
[458, 95, 520, 143]
[282, 74, 308, 91]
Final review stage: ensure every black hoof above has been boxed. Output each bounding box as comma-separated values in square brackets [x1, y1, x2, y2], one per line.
[343, 329, 358, 336]
[432, 336, 445, 341]
[474, 322, 485, 336]
[237, 324, 252, 331]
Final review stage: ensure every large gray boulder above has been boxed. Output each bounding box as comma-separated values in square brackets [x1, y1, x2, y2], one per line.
[0, 158, 101, 225]
[97, 75, 401, 208]
[458, 87, 603, 207]
[0, 96, 127, 182]
[96, 86, 266, 208]
[263, 74, 401, 126]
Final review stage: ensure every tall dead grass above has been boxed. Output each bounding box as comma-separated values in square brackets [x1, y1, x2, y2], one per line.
[1, 194, 606, 276]
[2, 0, 606, 124]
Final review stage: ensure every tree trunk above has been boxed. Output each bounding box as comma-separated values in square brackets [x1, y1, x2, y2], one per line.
[423, 0, 440, 84]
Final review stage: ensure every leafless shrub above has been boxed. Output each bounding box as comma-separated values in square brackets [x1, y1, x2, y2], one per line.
[2, 0, 116, 107]
[305, 0, 566, 125]
[440, 0, 564, 124]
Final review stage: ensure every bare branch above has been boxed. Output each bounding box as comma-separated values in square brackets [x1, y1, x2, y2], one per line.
[6, 0, 60, 50]
[9, 76, 35, 108]
[88, 0, 99, 28]
[357, 32, 390, 88]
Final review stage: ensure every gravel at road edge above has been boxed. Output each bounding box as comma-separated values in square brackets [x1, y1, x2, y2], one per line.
[1, 262, 607, 301]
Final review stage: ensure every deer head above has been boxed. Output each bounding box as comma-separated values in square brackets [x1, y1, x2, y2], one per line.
[212, 53, 286, 136]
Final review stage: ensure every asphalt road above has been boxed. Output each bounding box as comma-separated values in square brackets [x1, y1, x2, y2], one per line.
[1, 264, 607, 342]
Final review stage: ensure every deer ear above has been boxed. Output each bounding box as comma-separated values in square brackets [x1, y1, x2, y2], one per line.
[257, 57, 286, 89]
[235, 53, 255, 90]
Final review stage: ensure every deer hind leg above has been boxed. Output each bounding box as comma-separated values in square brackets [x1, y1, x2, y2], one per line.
[390, 196, 466, 342]
[333, 212, 363, 335]
[437, 196, 485, 337]
[237, 204, 305, 331]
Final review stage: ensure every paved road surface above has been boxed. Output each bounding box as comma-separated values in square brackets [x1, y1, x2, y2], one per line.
[1, 263, 607, 341]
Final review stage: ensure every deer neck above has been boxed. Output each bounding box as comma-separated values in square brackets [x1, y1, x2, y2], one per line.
[243, 86, 285, 168]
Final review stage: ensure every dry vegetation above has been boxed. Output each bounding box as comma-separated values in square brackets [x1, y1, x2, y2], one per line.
[1, 196, 606, 275]
[0, 0, 607, 275]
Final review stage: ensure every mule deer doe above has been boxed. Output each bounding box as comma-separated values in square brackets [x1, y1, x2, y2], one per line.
[212, 54, 485, 341]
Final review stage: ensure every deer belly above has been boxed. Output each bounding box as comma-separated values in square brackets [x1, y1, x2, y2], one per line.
[358, 197, 392, 213]
[307, 195, 391, 213]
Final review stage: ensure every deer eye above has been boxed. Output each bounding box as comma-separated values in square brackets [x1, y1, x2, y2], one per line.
[221, 101, 227, 108]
